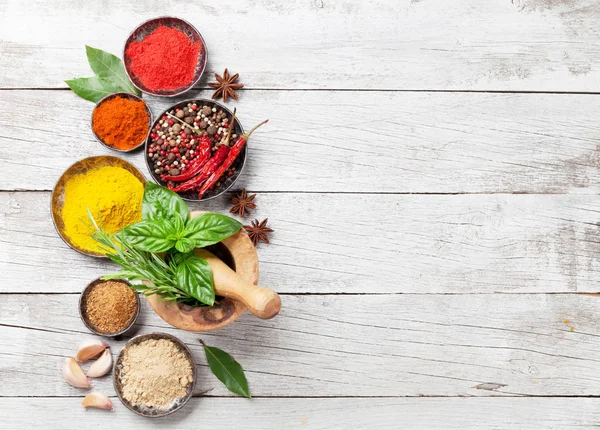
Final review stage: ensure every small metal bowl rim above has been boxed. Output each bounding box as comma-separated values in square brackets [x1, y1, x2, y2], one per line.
[50, 155, 147, 258]
[90, 92, 153, 153]
[79, 278, 141, 337]
[122, 16, 208, 97]
[143, 98, 247, 202]
[113, 332, 197, 417]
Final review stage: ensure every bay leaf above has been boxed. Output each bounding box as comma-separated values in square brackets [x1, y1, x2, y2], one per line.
[85, 45, 140, 95]
[64, 77, 126, 103]
[201, 341, 251, 398]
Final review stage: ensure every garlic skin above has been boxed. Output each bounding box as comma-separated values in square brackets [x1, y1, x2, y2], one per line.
[76, 339, 107, 362]
[62, 357, 90, 388]
[82, 392, 113, 410]
[87, 349, 112, 378]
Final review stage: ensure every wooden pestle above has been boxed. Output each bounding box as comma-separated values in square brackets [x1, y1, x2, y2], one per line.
[195, 249, 281, 319]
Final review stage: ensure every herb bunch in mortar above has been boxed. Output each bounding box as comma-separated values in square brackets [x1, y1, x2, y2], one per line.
[88, 182, 241, 306]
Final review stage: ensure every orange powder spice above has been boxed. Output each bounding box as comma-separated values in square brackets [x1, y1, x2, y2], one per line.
[92, 96, 149, 150]
[85, 280, 137, 333]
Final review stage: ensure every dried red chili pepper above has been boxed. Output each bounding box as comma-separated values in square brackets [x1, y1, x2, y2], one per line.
[198, 119, 268, 198]
[167, 111, 237, 193]
[169, 145, 229, 192]
[162, 135, 212, 182]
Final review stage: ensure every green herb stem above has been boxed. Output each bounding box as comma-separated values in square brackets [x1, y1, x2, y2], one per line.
[87, 209, 204, 304]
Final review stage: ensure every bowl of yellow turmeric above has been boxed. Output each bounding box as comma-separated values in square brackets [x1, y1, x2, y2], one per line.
[51, 156, 146, 257]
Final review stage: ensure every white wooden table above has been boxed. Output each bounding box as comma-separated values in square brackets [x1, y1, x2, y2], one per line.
[2, 1, 600, 428]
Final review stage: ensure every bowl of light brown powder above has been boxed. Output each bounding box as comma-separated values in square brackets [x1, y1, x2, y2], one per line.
[113, 333, 196, 417]
[79, 278, 140, 336]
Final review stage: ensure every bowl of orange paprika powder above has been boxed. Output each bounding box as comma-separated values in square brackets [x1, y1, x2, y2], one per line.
[91, 93, 152, 152]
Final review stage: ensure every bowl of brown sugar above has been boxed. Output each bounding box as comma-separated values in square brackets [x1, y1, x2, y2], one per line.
[79, 278, 140, 336]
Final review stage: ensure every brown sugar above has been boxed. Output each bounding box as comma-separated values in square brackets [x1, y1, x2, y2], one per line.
[85, 280, 137, 333]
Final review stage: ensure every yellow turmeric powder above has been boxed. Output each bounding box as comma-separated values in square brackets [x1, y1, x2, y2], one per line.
[61, 166, 143, 253]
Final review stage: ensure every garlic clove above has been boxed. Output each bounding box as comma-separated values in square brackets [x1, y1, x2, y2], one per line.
[87, 349, 112, 378]
[76, 339, 107, 362]
[62, 357, 90, 388]
[82, 392, 113, 410]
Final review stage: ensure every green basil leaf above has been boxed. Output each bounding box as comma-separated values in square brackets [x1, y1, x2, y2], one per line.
[142, 182, 190, 224]
[170, 250, 193, 267]
[175, 238, 195, 253]
[172, 212, 186, 235]
[202, 342, 250, 398]
[184, 213, 242, 248]
[65, 77, 125, 103]
[122, 219, 177, 252]
[176, 256, 215, 306]
[85, 45, 140, 95]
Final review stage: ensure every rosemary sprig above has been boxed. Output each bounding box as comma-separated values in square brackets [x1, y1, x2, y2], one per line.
[86, 209, 195, 303]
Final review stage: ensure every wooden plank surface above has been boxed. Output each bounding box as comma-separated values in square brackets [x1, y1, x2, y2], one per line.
[4, 191, 600, 294]
[1, 0, 600, 91]
[2, 89, 600, 193]
[2, 397, 600, 430]
[2, 0, 600, 427]
[2, 293, 600, 397]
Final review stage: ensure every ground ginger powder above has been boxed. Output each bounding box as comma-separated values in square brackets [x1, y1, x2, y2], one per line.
[121, 339, 194, 408]
[61, 166, 143, 253]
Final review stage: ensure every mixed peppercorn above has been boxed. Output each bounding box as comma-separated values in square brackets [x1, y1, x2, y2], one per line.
[147, 101, 267, 200]
[148, 102, 234, 177]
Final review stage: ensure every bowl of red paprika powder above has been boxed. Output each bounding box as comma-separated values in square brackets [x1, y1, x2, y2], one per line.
[91, 93, 152, 152]
[123, 17, 207, 97]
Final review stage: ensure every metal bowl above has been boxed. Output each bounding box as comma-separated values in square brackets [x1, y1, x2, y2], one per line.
[51, 156, 146, 257]
[91, 93, 153, 153]
[113, 333, 197, 417]
[123, 16, 207, 97]
[144, 99, 246, 202]
[79, 278, 140, 337]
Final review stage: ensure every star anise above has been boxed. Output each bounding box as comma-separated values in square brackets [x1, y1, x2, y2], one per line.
[244, 218, 274, 246]
[230, 189, 257, 218]
[208, 68, 244, 102]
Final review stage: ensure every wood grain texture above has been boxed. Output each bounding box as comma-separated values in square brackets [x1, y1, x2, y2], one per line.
[2, 397, 600, 429]
[3, 192, 600, 294]
[2, 0, 600, 425]
[2, 293, 600, 397]
[1, 0, 600, 91]
[2, 90, 600, 193]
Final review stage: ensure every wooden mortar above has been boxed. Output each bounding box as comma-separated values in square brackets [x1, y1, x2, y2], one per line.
[146, 211, 280, 331]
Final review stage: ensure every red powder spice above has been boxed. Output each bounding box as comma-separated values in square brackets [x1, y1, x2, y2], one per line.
[126, 25, 201, 91]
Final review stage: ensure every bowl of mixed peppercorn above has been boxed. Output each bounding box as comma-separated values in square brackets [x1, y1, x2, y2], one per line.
[146, 99, 267, 201]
